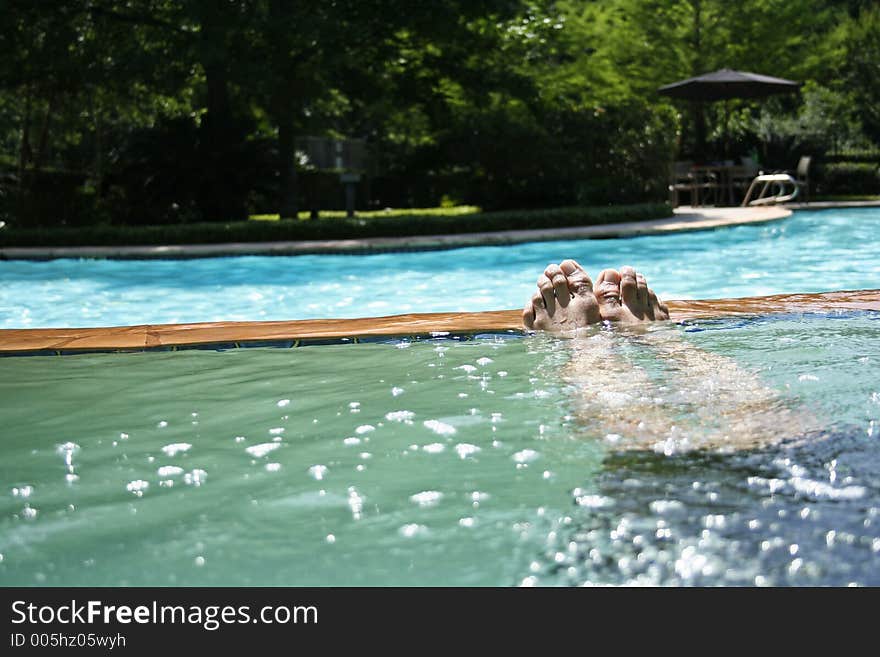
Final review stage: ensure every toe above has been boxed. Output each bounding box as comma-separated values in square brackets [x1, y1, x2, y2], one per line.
[653, 292, 670, 320]
[531, 291, 549, 328]
[619, 266, 639, 308]
[523, 298, 535, 329]
[636, 273, 649, 307]
[644, 289, 657, 320]
[537, 274, 556, 316]
[543, 264, 570, 308]
[552, 273, 570, 307]
[560, 259, 594, 295]
[595, 268, 623, 319]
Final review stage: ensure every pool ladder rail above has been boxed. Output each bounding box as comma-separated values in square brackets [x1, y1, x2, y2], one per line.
[740, 173, 800, 206]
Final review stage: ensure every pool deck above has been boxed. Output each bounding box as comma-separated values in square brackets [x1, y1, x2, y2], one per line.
[1, 288, 878, 356]
[0, 205, 791, 260]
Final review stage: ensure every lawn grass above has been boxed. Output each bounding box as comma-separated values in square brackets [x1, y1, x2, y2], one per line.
[0, 203, 672, 248]
[250, 206, 481, 221]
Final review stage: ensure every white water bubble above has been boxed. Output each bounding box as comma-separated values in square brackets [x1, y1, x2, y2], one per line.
[246, 443, 280, 458]
[161, 443, 192, 457]
[575, 494, 613, 508]
[21, 506, 38, 519]
[119, 433, 129, 440]
[355, 425, 375, 435]
[385, 410, 415, 424]
[126, 480, 149, 497]
[391, 387, 405, 397]
[410, 491, 443, 507]
[476, 357, 493, 366]
[269, 427, 285, 435]
[56, 442, 79, 466]
[157, 420, 168, 428]
[455, 365, 477, 373]
[343, 437, 361, 446]
[308, 465, 328, 481]
[12, 485, 33, 499]
[265, 463, 281, 472]
[184, 469, 207, 486]
[326, 534, 336, 544]
[157, 466, 184, 478]
[348, 488, 364, 519]
[422, 443, 446, 454]
[194, 556, 206, 567]
[277, 399, 291, 407]
[424, 419, 457, 436]
[399, 524, 428, 538]
[513, 449, 539, 464]
[455, 443, 481, 459]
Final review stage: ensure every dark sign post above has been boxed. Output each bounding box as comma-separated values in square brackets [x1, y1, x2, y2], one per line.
[296, 137, 366, 216]
[339, 172, 361, 217]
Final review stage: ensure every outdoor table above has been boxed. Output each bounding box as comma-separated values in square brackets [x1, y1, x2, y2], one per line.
[690, 163, 748, 206]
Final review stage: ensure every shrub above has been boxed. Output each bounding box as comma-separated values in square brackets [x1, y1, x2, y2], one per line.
[0, 203, 671, 248]
[816, 162, 880, 196]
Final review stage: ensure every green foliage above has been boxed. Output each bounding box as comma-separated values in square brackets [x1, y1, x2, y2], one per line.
[0, 0, 878, 231]
[753, 82, 869, 153]
[0, 203, 671, 247]
[816, 162, 880, 196]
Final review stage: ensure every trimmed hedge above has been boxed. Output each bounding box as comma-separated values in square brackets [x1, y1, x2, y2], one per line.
[0, 203, 672, 248]
[816, 162, 880, 196]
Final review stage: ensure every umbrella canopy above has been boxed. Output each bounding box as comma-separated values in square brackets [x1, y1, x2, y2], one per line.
[658, 68, 801, 102]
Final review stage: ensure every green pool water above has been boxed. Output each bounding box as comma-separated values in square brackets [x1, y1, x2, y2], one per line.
[2, 313, 879, 586]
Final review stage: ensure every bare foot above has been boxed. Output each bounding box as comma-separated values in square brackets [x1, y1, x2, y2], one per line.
[594, 266, 669, 323]
[522, 260, 601, 334]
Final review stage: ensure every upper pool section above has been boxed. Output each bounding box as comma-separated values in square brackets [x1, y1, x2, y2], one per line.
[1, 208, 878, 329]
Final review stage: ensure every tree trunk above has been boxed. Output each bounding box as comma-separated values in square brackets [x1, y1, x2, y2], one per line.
[277, 120, 298, 219]
[18, 87, 32, 191]
[33, 92, 56, 170]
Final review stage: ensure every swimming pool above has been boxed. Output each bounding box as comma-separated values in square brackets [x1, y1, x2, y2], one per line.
[1, 208, 879, 329]
[1, 314, 878, 586]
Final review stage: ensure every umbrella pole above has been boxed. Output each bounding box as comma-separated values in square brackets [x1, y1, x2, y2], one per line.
[724, 99, 730, 159]
[693, 101, 706, 162]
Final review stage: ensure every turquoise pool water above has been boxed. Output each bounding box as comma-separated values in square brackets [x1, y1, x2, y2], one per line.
[1, 314, 879, 586]
[1, 208, 878, 328]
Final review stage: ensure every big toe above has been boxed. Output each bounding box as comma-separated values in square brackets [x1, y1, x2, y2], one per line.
[595, 269, 623, 313]
[560, 259, 594, 296]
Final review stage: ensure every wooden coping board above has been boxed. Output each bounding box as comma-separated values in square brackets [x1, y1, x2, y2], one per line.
[0, 288, 878, 355]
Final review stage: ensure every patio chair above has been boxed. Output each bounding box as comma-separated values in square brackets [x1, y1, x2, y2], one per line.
[790, 155, 811, 201]
[731, 156, 761, 199]
[668, 161, 719, 207]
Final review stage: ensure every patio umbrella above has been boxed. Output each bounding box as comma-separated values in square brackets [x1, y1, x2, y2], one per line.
[658, 68, 801, 159]
[657, 68, 801, 102]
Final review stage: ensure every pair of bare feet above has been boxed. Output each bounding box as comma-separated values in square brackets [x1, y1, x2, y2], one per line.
[522, 260, 670, 333]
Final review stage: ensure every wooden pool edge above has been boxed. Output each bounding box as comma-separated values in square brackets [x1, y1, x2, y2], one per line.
[1, 289, 878, 356]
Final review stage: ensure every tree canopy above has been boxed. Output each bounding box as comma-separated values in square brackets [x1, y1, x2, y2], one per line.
[1, 0, 877, 227]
